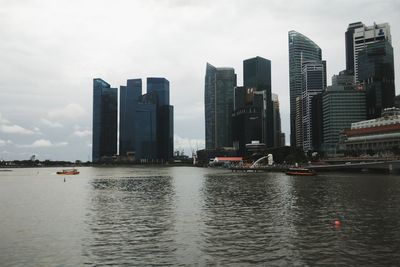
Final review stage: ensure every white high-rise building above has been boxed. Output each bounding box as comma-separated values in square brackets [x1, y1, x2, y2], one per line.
[301, 61, 325, 152]
[353, 22, 391, 82]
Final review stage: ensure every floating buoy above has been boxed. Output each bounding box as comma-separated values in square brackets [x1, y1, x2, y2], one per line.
[334, 220, 341, 226]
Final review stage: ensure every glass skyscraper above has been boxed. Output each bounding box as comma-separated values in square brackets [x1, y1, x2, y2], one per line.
[147, 77, 170, 106]
[92, 78, 118, 162]
[204, 63, 236, 149]
[345, 22, 364, 75]
[119, 77, 173, 162]
[322, 82, 366, 155]
[358, 39, 395, 119]
[288, 31, 322, 147]
[119, 79, 142, 157]
[301, 61, 325, 152]
[147, 77, 173, 161]
[243, 56, 274, 148]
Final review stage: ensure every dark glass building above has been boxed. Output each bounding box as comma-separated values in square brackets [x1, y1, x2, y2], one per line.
[204, 63, 236, 149]
[345, 22, 364, 74]
[358, 40, 395, 119]
[232, 87, 266, 155]
[311, 93, 323, 152]
[243, 56, 273, 148]
[288, 31, 322, 147]
[119, 79, 142, 157]
[301, 60, 325, 152]
[92, 78, 118, 162]
[147, 77, 170, 106]
[118, 77, 173, 162]
[135, 93, 157, 161]
[147, 78, 174, 161]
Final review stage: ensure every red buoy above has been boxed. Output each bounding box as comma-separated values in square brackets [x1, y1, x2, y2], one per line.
[334, 220, 341, 226]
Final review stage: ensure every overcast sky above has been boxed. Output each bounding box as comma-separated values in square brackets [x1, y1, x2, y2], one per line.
[0, 0, 399, 161]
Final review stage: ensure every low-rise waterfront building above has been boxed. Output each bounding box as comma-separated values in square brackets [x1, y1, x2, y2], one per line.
[343, 108, 400, 153]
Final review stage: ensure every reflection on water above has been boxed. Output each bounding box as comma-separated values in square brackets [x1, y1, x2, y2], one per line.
[83, 175, 177, 266]
[200, 173, 297, 265]
[1, 167, 400, 265]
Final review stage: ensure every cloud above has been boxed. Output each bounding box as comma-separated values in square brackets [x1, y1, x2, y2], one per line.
[0, 124, 40, 135]
[0, 113, 10, 124]
[41, 118, 63, 128]
[0, 139, 12, 146]
[48, 103, 88, 119]
[19, 139, 68, 148]
[72, 129, 92, 137]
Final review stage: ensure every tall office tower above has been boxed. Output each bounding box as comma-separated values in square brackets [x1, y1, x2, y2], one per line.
[204, 63, 237, 149]
[322, 71, 366, 155]
[358, 39, 395, 119]
[272, 94, 283, 147]
[136, 92, 157, 160]
[243, 56, 273, 147]
[119, 79, 142, 157]
[295, 96, 303, 148]
[92, 78, 118, 162]
[288, 31, 322, 147]
[311, 93, 323, 151]
[345, 22, 364, 74]
[352, 22, 391, 82]
[147, 78, 174, 161]
[301, 61, 325, 152]
[232, 87, 266, 155]
[147, 77, 170, 106]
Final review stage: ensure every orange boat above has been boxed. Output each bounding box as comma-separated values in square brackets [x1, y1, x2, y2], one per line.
[286, 167, 316, 176]
[57, 168, 79, 175]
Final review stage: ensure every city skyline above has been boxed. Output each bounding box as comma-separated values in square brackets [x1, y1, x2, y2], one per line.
[0, 0, 399, 161]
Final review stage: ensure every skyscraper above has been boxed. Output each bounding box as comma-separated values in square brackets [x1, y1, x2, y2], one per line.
[92, 78, 118, 162]
[345, 22, 364, 75]
[272, 94, 283, 147]
[204, 63, 236, 149]
[135, 92, 157, 160]
[119, 79, 142, 157]
[358, 39, 395, 119]
[288, 31, 322, 147]
[301, 61, 325, 152]
[352, 22, 391, 83]
[147, 77, 174, 161]
[232, 87, 266, 155]
[322, 72, 366, 155]
[147, 77, 170, 106]
[243, 56, 274, 147]
[119, 77, 173, 162]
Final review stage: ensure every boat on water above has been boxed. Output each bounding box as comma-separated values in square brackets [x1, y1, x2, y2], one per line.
[56, 168, 79, 175]
[286, 167, 316, 176]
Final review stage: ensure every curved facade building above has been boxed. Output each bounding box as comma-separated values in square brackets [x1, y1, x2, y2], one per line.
[288, 31, 322, 147]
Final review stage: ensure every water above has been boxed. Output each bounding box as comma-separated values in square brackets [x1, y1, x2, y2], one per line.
[1, 167, 400, 266]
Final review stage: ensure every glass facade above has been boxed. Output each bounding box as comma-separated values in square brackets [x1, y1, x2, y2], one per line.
[288, 31, 322, 147]
[135, 101, 157, 160]
[322, 86, 366, 155]
[147, 77, 170, 106]
[118, 77, 173, 162]
[358, 40, 395, 119]
[301, 61, 325, 152]
[204, 63, 236, 149]
[119, 79, 142, 157]
[243, 56, 274, 148]
[272, 94, 283, 147]
[345, 22, 364, 74]
[92, 78, 118, 162]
